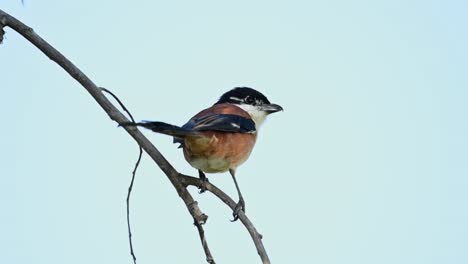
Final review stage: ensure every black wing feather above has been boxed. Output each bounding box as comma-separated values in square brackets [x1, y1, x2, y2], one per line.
[182, 114, 256, 133]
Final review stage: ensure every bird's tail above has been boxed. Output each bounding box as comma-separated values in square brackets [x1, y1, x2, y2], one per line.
[121, 121, 193, 138]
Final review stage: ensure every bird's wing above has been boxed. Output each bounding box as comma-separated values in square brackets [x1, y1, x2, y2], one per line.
[182, 114, 256, 133]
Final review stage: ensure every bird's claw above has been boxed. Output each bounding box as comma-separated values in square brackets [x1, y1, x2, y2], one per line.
[198, 176, 209, 194]
[230, 198, 245, 222]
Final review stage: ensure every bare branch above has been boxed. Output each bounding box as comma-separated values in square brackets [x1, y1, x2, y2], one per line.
[194, 218, 216, 264]
[179, 174, 269, 264]
[0, 6, 207, 224]
[0, 9, 270, 264]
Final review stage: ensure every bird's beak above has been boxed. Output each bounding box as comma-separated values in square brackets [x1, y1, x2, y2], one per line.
[260, 103, 283, 114]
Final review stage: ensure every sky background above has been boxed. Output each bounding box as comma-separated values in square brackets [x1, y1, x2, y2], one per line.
[1, 0, 468, 263]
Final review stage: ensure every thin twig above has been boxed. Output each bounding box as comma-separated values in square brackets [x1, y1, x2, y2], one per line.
[126, 147, 142, 264]
[100, 88, 136, 122]
[0, 9, 270, 264]
[101, 87, 140, 264]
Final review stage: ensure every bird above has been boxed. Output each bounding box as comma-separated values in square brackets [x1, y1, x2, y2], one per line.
[124, 87, 283, 221]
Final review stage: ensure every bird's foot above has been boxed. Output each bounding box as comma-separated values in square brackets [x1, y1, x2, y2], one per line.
[198, 176, 209, 194]
[230, 198, 245, 222]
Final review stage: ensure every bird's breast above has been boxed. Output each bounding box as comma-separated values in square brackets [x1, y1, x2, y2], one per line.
[183, 132, 257, 173]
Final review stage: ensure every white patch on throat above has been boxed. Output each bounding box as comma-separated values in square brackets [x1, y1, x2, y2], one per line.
[237, 104, 267, 129]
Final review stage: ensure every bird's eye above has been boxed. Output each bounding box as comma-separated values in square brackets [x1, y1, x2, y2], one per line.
[245, 97, 255, 104]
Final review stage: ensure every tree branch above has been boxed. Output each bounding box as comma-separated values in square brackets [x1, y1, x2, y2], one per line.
[194, 218, 216, 264]
[179, 174, 269, 263]
[0, 9, 270, 264]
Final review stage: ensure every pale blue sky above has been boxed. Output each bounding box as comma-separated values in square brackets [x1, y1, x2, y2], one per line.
[1, 0, 468, 263]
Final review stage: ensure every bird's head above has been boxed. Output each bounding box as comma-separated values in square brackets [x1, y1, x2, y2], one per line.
[215, 87, 283, 127]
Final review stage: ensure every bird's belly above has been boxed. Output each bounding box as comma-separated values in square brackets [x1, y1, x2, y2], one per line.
[183, 132, 257, 173]
[189, 157, 231, 173]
